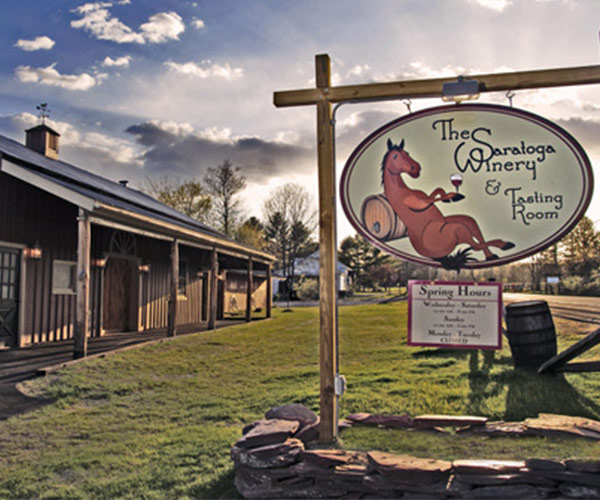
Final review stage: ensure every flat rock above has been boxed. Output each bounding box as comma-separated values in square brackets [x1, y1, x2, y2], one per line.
[463, 421, 529, 437]
[564, 458, 600, 473]
[265, 404, 318, 427]
[235, 418, 299, 449]
[463, 484, 542, 499]
[455, 472, 556, 487]
[413, 414, 488, 428]
[302, 449, 363, 468]
[367, 452, 451, 485]
[231, 438, 304, 469]
[525, 458, 567, 471]
[525, 413, 600, 440]
[559, 482, 600, 498]
[536, 470, 600, 487]
[453, 459, 526, 474]
[346, 413, 414, 428]
[294, 419, 319, 444]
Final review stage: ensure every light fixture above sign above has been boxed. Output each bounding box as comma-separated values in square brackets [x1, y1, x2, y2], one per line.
[441, 76, 480, 103]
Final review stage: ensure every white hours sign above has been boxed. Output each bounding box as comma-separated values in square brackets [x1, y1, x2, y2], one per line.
[408, 281, 502, 349]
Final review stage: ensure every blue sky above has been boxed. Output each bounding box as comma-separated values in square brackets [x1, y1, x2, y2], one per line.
[2, 0, 600, 240]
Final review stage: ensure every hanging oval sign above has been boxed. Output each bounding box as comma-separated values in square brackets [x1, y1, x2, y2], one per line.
[340, 103, 593, 270]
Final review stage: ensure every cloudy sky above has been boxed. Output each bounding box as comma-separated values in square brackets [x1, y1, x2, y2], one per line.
[2, 0, 600, 241]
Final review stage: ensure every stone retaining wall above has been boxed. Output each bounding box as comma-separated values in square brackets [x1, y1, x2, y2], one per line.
[232, 405, 600, 499]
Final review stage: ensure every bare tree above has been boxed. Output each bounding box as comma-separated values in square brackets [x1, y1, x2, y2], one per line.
[145, 177, 211, 223]
[204, 159, 246, 237]
[263, 183, 317, 297]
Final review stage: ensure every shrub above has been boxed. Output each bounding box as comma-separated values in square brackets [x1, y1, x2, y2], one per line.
[296, 277, 319, 301]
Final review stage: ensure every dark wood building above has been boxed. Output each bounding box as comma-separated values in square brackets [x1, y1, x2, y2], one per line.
[0, 125, 274, 357]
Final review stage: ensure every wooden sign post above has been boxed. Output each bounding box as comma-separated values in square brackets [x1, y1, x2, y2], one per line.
[273, 55, 600, 443]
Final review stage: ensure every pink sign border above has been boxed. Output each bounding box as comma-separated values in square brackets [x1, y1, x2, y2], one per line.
[407, 280, 503, 350]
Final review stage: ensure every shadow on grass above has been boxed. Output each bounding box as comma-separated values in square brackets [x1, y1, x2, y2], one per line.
[188, 469, 241, 500]
[464, 350, 600, 420]
[504, 370, 600, 421]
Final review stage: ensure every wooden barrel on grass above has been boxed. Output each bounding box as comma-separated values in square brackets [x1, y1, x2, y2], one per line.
[505, 300, 557, 369]
[361, 194, 407, 241]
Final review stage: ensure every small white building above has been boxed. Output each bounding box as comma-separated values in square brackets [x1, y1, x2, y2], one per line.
[273, 251, 352, 297]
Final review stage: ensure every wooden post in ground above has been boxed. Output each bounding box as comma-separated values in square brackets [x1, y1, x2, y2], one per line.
[316, 54, 338, 443]
[74, 208, 90, 359]
[167, 239, 179, 337]
[266, 264, 272, 318]
[246, 258, 253, 322]
[208, 247, 218, 330]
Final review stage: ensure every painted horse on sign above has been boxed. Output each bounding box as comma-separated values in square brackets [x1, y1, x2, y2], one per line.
[382, 139, 514, 269]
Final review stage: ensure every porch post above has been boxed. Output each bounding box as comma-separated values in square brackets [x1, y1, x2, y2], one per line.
[74, 208, 90, 359]
[245, 258, 253, 322]
[208, 247, 218, 330]
[167, 239, 178, 337]
[266, 264, 272, 318]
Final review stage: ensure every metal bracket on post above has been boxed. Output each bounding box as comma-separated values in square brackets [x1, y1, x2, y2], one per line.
[334, 374, 347, 396]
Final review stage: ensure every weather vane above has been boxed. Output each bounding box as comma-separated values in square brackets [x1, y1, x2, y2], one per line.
[36, 103, 51, 124]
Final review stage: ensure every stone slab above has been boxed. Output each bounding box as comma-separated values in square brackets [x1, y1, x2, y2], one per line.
[231, 438, 304, 469]
[452, 459, 526, 474]
[266, 404, 318, 427]
[455, 472, 556, 487]
[236, 419, 300, 449]
[559, 482, 600, 499]
[413, 414, 488, 429]
[463, 484, 543, 499]
[525, 458, 567, 471]
[302, 449, 363, 468]
[367, 451, 451, 485]
[525, 413, 600, 440]
[564, 459, 600, 473]
[346, 413, 414, 429]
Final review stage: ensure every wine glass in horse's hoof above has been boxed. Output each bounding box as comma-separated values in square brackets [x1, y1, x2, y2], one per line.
[451, 193, 465, 202]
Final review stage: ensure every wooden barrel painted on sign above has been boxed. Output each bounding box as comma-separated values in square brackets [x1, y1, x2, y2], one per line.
[361, 194, 407, 241]
[505, 300, 557, 369]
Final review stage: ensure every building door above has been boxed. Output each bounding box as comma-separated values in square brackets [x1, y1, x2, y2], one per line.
[103, 257, 134, 332]
[0, 247, 20, 347]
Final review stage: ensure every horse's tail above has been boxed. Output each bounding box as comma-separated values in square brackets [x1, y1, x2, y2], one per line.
[434, 247, 477, 271]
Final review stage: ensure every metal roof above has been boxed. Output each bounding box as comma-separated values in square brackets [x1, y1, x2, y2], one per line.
[0, 133, 274, 261]
[0, 134, 225, 238]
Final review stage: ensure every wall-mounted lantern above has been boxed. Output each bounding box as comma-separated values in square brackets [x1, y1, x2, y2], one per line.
[139, 264, 150, 273]
[24, 242, 42, 259]
[91, 258, 107, 268]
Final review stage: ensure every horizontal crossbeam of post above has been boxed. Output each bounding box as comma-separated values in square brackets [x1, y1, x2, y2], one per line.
[274, 64, 600, 108]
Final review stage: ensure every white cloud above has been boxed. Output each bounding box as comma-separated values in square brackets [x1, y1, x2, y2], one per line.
[139, 12, 184, 43]
[164, 60, 243, 80]
[102, 55, 131, 67]
[15, 36, 55, 51]
[192, 19, 205, 29]
[71, 3, 184, 44]
[469, 0, 512, 11]
[149, 119, 195, 137]
[14, 63, 98, 91]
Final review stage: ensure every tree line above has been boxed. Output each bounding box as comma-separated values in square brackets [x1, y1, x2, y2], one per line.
[145, 160, 317, 299]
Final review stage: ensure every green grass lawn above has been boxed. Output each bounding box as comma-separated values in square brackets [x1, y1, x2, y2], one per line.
[1, 302, 600, 499]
